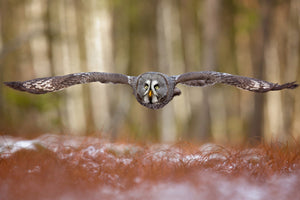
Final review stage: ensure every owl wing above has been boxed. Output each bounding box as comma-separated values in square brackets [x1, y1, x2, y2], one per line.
[4, 72, 134, 94]
[174, 71, 298, 92]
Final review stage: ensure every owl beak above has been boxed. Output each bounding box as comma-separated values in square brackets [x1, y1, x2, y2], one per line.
[148, 90, 153, 97]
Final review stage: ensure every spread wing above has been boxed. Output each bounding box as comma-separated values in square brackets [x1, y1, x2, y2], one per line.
[174, 71, 298, 92]
[4, 72, 133, 94]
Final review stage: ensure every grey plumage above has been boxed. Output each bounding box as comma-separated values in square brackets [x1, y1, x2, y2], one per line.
[4, 72, 129, 94]
[174, 71, 298, 92]
[4, 71, 298, 109]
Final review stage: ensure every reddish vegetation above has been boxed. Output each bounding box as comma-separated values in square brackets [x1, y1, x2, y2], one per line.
[0, 135, 300, 200]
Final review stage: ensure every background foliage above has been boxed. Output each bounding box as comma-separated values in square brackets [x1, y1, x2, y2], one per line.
[0, 0, 299, 143]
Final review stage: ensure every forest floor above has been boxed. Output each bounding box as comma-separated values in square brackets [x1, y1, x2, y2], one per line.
[0, 134, 300, 200]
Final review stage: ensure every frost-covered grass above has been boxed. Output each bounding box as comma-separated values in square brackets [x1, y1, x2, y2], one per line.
[0, 134, 300, 200]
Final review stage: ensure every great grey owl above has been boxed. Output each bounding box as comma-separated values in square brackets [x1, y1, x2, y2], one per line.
[4, 71, 298, 109]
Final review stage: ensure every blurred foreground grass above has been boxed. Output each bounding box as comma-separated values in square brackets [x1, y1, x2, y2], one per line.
[0, 134, 300, 200]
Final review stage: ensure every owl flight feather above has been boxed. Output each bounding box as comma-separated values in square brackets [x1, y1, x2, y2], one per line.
[4, 71, 298, 109]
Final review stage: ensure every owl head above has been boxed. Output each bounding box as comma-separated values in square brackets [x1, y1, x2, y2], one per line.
[134, 72, 176, 109]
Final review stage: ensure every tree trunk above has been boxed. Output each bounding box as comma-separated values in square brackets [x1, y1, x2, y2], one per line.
[250, 0, 273, 142]
[84, 0, 113, 135]
[157, 0, 185, 142]
[286, 0, 300, 139]
[48, 0, 86, 134]
[193, 0, 221, 141]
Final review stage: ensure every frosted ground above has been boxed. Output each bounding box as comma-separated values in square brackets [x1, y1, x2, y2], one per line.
[0, 134, 299, 200]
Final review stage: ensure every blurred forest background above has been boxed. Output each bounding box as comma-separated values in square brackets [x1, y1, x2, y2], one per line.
[0, 0, 299, 143]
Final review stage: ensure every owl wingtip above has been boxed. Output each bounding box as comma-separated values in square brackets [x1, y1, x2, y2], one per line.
[3, 81, 11, 86]
[4, 81, 18, 87]
[285, 81, 298, 89]
[274, 81, 299, 90]
[291, 81, 299, 89]
[3, 81, 26, 91]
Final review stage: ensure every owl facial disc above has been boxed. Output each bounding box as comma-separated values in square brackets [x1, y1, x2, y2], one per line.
[143, 79, 159, 104]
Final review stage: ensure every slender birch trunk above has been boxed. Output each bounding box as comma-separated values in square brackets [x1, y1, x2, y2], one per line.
[194, 0, 221, 141]
[157, 0, 185, 142]
[84, 0, 113, 134]
[48, 0, 86, 134]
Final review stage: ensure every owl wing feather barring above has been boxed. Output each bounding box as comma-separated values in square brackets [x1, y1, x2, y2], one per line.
[4, 71, 298, 109]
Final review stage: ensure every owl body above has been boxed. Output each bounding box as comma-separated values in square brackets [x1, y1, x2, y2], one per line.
[4, 71, 298, 109]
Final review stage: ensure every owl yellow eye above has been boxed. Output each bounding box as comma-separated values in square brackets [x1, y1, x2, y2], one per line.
[154, 85, 159, 90]
[144, 84, 149, 89]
